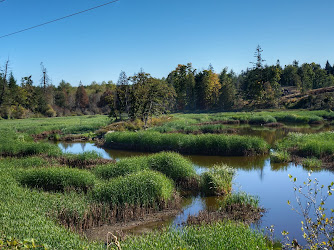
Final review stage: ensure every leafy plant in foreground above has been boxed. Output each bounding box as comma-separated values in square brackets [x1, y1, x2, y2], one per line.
[282, 172, 334, 249]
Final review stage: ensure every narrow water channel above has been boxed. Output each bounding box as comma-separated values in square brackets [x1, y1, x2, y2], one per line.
[57, 139, 334, 244]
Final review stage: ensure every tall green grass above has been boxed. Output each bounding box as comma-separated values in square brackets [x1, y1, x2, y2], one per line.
[120, 221, 267, 249]
[221, 192, 260, 209]
[0, 159, 103, 249]
[276, 132, 334, 158]
[201, 165, 235, 196]
[93, 156, 149, 179]
[92, 170, 175, 206]
[94, 152, 196, 182]
[104, 131, 269, 156]
[18, 167, 96, 192]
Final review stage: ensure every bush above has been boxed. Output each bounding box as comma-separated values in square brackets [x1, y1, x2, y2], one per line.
[18, 167, 96, 192]
[201, 165, 235, 196]
[92, 170, 174, 206]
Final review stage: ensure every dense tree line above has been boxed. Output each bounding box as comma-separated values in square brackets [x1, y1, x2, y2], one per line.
[1, 46, 334, 119]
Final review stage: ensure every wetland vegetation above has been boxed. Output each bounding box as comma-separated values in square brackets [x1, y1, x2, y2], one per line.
[0, 111, 334, 249]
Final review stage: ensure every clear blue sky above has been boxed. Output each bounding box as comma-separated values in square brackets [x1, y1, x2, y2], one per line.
[0, 0, 333, 86]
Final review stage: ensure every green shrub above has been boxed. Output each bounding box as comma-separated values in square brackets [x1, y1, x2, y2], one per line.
[92, 170, 174, 206]
[201, 165, 235, 196]
[18, 167, 96, 192]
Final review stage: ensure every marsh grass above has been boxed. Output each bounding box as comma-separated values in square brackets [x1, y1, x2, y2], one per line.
[201, 165, 235, 196]
[120, 222, 267, 250]
[92, 170, 175, 207]
[18, 167, 96, 192]
[270, 150, 291, 163]
[302, 158, 322, 168]
[58, 151, 112, 168]
[276, 132, 334, 158]
[93, 156, 149, 179]
[0, 160, 103, 249]
[104, 131, 269, 156]
[221, 192, 260, 209]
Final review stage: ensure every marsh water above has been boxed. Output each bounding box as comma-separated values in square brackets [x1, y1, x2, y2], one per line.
[57, 124, 334, 243]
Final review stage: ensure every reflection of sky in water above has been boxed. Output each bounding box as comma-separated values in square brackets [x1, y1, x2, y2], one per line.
[57, 142, 334, 244]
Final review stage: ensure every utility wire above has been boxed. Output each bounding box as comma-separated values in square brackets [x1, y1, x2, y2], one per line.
[0, 0, 120, 39]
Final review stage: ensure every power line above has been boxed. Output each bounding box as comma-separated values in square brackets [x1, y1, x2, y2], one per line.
[0, 0, 120, 39]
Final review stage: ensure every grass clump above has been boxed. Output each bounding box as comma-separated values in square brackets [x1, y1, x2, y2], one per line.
[120, 221, 267, 249]
[221, 192, 260, 209]
[201, 165, 235, 196]
[276, 132, 334, 158]
[147, 152, 196, 182]
[302, 158, 322, 168]
[93, 156, 149, 179]
[104, 131, 269, 156]
[0, 141, 62, 157]
[18, 167, 96, 192]
[248, 115, 277, 125]
[270, 150, 291, 163]
[92, 170, 175, 206]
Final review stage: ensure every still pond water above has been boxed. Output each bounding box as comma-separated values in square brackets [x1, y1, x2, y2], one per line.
[57, 125, 334, 243]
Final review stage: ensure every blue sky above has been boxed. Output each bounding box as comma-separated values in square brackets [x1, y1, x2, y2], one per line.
[0, 0, 333, 86]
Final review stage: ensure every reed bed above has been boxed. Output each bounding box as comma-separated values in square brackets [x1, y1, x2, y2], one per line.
[276, 132, 334, 158]
[18, 167, 96, 192]
[221, 192, 260, 208]
[201, 165, 235, 196]
[93, 156, 149, 179]
[104, 131, 269, 156]
[120, 222, 267, 249]
[92, 170, 175, 207]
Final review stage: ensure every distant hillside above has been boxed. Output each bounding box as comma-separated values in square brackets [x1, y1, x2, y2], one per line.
[280, 86, 334, 110]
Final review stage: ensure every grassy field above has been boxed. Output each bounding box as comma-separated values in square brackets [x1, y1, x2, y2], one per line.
[0, 115, 110, 135]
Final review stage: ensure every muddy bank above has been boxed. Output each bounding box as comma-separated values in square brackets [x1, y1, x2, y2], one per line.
[84, 209, 179, 242]
[187, 204, 265, 225]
